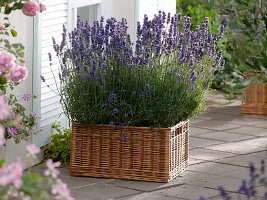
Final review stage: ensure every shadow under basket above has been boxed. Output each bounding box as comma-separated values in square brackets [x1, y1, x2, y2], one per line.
[241, 72, 267, 115]
[69, 121, 189, 183]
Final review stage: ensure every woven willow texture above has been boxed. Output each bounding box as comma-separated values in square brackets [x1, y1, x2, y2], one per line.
[70, 121, 189, 182]
[242, 72, 267, 115]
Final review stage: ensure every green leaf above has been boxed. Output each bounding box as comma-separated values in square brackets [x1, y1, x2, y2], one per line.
[0, 0, 5, 8]
[7, 49, 16, 56]
[11, 29, 17, 37]
[0, 159, 4, 167]
[255, 79, 264, 85]
[12, 2, 24, 10]
[223, 87, 243, 93]
[243, 76, 256, 86]
[219, 101, 233, 105]
[4, 4, 12, 14]
[4, 44, 11, 49]
[3, 39, 9, 44]
[228, 21, 240, 29]
[4, 23, 9, 28]
[223, 52, 231, 60]
[12, 43, 19, 49]
[19, 43, 25, 50]
[16, 50, 24, 58]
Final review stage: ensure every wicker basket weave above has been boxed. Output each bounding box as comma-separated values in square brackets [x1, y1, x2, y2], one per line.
[69, 121, 189, 183]
[241, 72, 267, 115]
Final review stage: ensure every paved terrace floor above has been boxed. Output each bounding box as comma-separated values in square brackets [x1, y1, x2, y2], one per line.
[32, 92, 267, 200]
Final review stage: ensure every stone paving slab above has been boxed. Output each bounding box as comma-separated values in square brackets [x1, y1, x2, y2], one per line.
[205, 137, 267, 154]
[215, 152, 267, 168]
[249, 151, 267, 158]
[252, 123, 267, 128]
[188, 162, 250, 179]
[193, 131, 255, 142]
[226, 126, 267, 137]
[117, 193, 185, 200]
[189, 137, 225, 149]
[190, 120, 244, 131]
[189, 148, 236, 161]
[209, 193, 249, 200]
[70, 183, 141, 200]
[230, 117, 267, 126]
[155, 184, 219, 200]
[161, 171, 242, 192]
[188, 127, 213, 136]
[188, 158, 208, 165]
[32, 92, 267, 200]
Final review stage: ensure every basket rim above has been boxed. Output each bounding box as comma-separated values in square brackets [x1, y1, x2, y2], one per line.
[72, 120, 189, 131]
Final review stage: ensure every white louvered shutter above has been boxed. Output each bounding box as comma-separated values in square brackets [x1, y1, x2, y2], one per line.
[33, 0, 102, 147]
[33, 0, 69, 147]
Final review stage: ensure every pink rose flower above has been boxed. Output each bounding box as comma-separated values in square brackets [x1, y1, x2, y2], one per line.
[10, 65, 28, 83]
[27, 144, 40, 156]
[27, 144, 41, 158]
[0, 24, 5, 31]
[0, 158, 24, 189]
[0, 95, 10, 120]
[44, 159, 61, 178]
[39, 3, 46, 13]
[22, 1, 39, 17]
[0, 52, 15, 73]
[0, 125, 6, 146]
[53, 179, 75, 200]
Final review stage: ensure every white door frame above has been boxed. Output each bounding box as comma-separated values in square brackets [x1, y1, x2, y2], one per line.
[67, 0, 101, 31]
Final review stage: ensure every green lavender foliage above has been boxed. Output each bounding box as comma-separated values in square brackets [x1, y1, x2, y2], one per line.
[47, 14, 224, 128]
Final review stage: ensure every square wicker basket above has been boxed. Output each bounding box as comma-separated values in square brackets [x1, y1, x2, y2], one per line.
[69, 121, 189, 183]
[242, 72, 267, 115]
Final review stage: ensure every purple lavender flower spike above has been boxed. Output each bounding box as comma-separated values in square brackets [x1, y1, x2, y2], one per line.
[122, 133, 128, 141]
[145, 83, 152, 101]
[130, 110, 135, 115]
[58, 72, 62, 80]
[220, 59, 225, 70]
[108, 93, 116, 103]
[190, 70, 197, 84]
[113, 108, 118, 113]
[138, 90, 144, 97]
[102, 103, 109, 107]
[40, 75, 45, 82]
[48, 53, 52, 62]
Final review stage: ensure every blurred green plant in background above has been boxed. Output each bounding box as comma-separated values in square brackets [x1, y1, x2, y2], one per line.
[177, 0, 267, 101]
[208, 0, 266, 77]
[42, 122, 71, 168]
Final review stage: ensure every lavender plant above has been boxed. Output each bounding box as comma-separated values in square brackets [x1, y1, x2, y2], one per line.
[44, 12, 224, 128]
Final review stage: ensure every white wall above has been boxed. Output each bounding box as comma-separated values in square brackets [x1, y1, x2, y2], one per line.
[0, 10, 36, 165]
[136, 0, 176, 22]
[158, 0, 176, 16]
[4, 10, 33, 110]
[112, 0, 136, 43]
